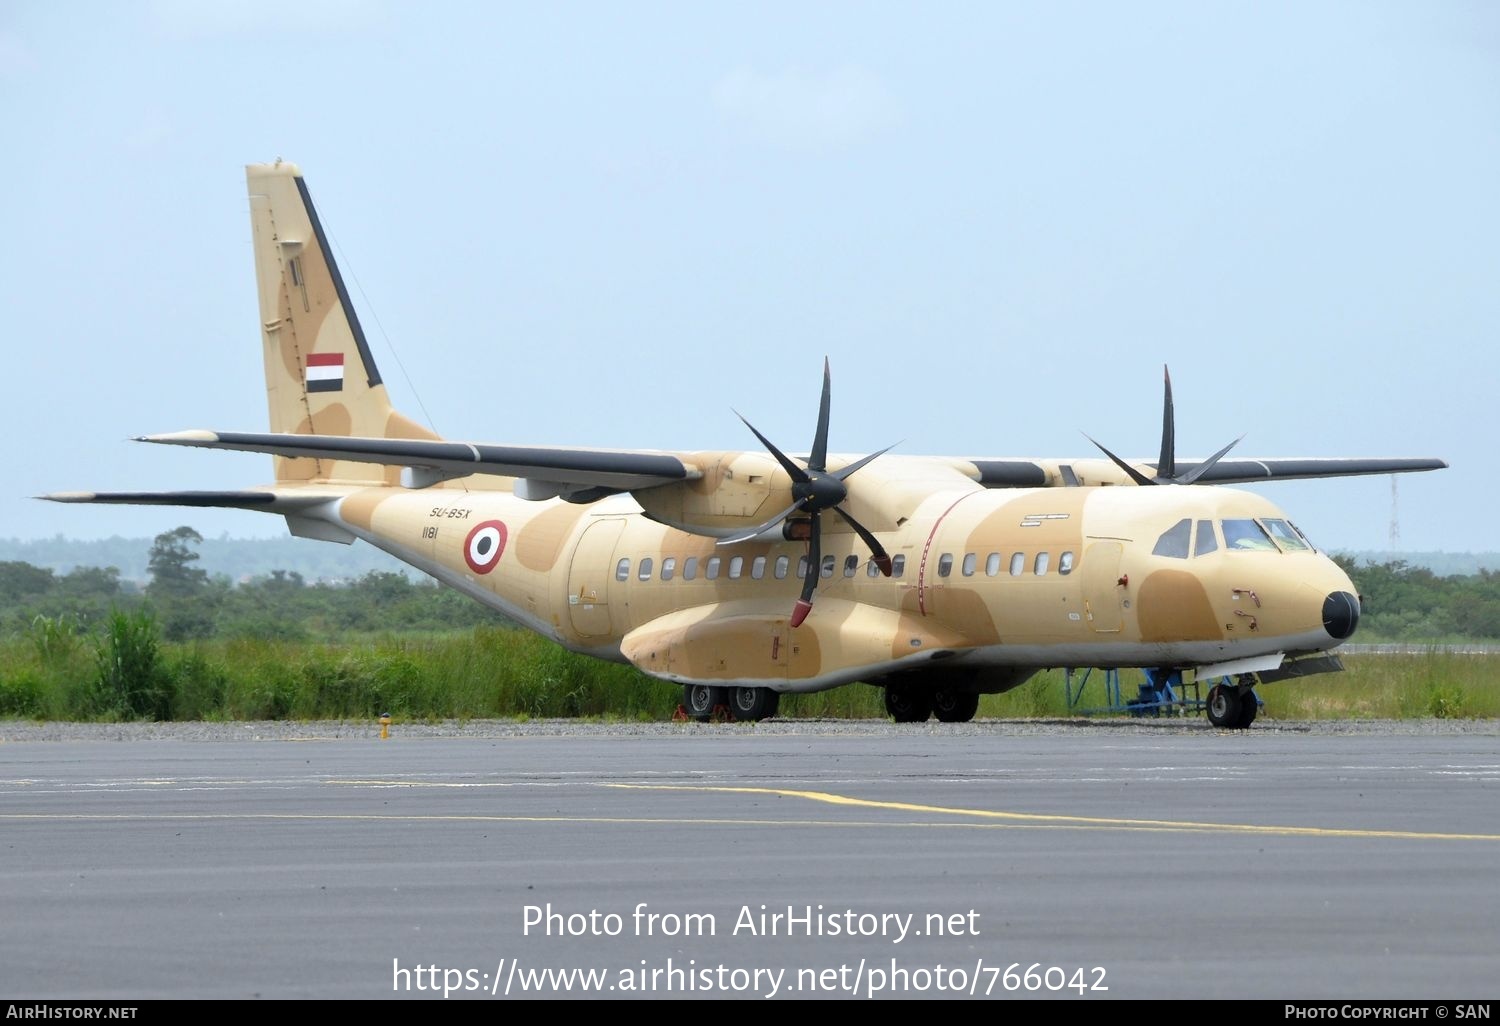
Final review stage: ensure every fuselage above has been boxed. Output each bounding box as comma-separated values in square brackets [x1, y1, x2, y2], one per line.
[319, 479, 1360, 694]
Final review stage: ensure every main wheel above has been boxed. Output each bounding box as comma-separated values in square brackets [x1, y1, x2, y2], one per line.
[683, 683, 725, 722]
[726, 686, 779, 721]
[931, 688, 980, 723]
[1234, 688, 1259, 728]
[884, 683, 933, 723]
[1206, 683, 1243, 728]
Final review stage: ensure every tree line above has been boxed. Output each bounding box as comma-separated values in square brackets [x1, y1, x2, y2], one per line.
[1, 526, 507, 641]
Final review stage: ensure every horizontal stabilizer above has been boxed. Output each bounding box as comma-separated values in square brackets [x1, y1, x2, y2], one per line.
[39, 490, 332, 511]
[138, 430, 697, 492]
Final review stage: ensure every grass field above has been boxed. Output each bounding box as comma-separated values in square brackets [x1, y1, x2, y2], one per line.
[2, 616, 1496, 722]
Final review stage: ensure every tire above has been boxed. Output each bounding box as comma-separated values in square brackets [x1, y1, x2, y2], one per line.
[931, 688, 980, 723]
[726, 686, 779, 721]
[1206, 682, 1243, 728]
[1234, 689, 1259, 728]
[683, 684, 724, 722]
[884, 683, 933, 723]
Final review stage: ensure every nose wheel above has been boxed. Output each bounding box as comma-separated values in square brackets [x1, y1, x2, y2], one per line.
[1206, 680, 1260, 729]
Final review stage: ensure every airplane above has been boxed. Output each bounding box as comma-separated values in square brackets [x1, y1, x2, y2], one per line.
[43, 160, 1449, 728]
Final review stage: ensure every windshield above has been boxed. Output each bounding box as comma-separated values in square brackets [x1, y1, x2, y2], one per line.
[1261, 518, 1312, 552]
[1222, 518, 1277, 551]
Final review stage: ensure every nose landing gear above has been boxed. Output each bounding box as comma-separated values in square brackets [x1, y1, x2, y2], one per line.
[1206, 675, 1261, 729]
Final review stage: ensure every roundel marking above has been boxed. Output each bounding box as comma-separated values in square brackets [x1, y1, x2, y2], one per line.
[463, 520, 508, 574]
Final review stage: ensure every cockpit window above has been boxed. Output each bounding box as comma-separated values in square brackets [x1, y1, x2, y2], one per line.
[1222, 518, 1277, 551]
[1152, 518, 1191, 559]
[1194, 519, 1219, 557]
[1261, 518, 1312, 552]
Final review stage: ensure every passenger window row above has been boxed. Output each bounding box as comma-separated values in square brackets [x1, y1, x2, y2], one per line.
[615, 553, 908, 582]
[936, 550, 1075, 578]
[613, 549, 1076, 581]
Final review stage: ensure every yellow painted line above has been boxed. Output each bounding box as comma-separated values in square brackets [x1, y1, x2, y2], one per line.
[604, 783, 1500, 841]
[0, 813, 1187, 831]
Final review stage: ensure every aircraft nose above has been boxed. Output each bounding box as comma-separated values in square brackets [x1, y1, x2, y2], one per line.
[1323, 591, 1361, 640]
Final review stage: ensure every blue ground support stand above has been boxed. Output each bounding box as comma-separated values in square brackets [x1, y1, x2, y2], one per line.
[1064, 668, 1261, 717]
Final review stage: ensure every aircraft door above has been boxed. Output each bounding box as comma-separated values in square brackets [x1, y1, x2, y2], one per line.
[1081, 541, 1124, 633]
[567, 518, 626, 638]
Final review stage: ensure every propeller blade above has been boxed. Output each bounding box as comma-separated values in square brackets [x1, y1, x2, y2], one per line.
[832, 442, 898, 482]
[1158, 365, 1176, 480]
[1088, 368, 1240, 486]
[790, 510, 821, 627]
[1174, 435, 1245, 485]
[834, 506, 893, 576]
[1084, 433, 1156, 486]
[734, 411, 809, 484]
[714, 500, 804, 546]
[808, 358, 832, 473]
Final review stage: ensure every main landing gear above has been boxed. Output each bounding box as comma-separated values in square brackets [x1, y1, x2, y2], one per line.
[884, 682, 980, 723]
[681, 683, 781, 723]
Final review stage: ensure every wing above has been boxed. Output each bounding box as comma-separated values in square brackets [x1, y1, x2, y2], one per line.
[956, 455, 1448, 488]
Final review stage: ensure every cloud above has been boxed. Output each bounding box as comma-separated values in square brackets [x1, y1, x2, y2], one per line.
[714, 66, 901, 150]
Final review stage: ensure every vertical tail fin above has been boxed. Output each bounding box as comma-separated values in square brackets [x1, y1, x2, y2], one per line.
[246, 161, 438, 484]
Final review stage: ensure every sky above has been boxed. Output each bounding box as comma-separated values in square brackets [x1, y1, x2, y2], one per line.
[2, 1, 1495, 554]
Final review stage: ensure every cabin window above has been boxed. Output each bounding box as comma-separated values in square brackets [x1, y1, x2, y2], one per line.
[751, 555, 766, 579]
[1058, 550, 1075, 575]
[661, 557, 676, 581]
[892, 554, 906, 578]
[1194, 520, 1219, 557]
[775, 555, 790, 579]
[1152, 518, 1192, 559]
[1222, 519, 1276, 551]
[797, 556, 809, 579]
[938, 553, 953, 578]
[821, 555, 836, 579]
[637, 557, 654, 581]
[844, 555, 859, 577]
[1035, 551, 1050, 575]
[683, 556, 698, 580]
[985, 552, 1002, 576]
[867, 558, 881, 578]
[1010, 552, 1025, 576]
[706, 556, 722, 579]
[1261, 518, 1312, 552]
[728, 555, 744, 579]
[962, 553, 977, 577]
[615, 558, 630, 582]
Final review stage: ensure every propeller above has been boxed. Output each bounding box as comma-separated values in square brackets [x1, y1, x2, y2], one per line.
[1084, 365, 1243, 485]
[721, 359, 894, 627]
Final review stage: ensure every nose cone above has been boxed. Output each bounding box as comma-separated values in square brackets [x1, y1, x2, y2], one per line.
[1323, 591, 1361, 640]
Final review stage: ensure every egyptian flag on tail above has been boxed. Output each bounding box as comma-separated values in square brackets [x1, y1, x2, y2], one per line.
[306, 353, 345, 393]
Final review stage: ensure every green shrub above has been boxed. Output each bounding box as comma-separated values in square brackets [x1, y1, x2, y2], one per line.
[93, 609, 170, 720]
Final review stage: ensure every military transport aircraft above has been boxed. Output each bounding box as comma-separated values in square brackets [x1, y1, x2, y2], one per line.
[44, 161, 1448, 728]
